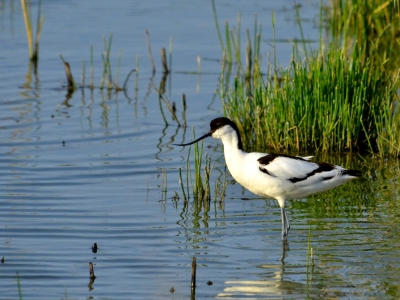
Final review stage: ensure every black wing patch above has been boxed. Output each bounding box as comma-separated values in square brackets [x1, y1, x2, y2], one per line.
[258, 154, 310, 180]
[259, 166, 276, 177]
[257, 154, 304, 177]
[258, 154, 361, 182]
[257, 153, 307, 165]
[288, 162, 335, 183]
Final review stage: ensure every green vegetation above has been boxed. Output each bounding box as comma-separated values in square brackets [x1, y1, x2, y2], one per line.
[59, 33, 136, 94]
[20, 0, 44, 79]
[178, 129, 213, 203]
[16, 273, 23, 300]
[176, 129, 228, 231]
[213, 0, 400, 156]
[329, 0, 400, 73]
[178, 129, 227, 204]
[20, 0, 44, 64]
[99, 33, 125, 91]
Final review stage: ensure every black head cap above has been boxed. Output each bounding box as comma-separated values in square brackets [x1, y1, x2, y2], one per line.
[209, 117, 243, 150]
[173, 117, 243, 150]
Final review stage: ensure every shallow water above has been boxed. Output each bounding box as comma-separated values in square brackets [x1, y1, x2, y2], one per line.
[1, 0, 400, 299]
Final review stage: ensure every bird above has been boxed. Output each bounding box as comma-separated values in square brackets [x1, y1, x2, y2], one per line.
[174, 117, 361, 240]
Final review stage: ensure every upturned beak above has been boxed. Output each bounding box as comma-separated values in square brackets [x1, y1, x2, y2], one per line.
[173, 132, 212, 146]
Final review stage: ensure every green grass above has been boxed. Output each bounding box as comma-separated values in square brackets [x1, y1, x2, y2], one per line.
[221, 45, 399, 154]
[328, 0, 400, 74]
[178, 129, 228, 207]
[178, 129, 213, 203]
[214, 2, 400, 156]
[176, 130, 229, 230]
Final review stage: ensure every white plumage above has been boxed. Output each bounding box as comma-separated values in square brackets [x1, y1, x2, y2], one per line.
[174, 117, 361, 240]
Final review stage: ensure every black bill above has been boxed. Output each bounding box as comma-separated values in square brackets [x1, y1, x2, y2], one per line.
[173, 132, 212, 146]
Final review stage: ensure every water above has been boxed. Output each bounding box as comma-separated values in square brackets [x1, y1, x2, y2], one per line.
[1, 0, 400, 299]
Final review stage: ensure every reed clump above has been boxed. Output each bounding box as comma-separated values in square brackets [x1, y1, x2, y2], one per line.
[214, 3, 400, 156]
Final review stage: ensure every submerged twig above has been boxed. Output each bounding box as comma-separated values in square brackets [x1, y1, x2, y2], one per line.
[145, 29, 156, 75]
[191, 257, 196, 290]
[181, 94, 187, 128]
[89, 44, 94, 89]
[153, 83, 181, 126]
[161, 47, 169, 74]
[179, 168, 187, 201]
[59, 55, 76, 91]
[89, 262, 96, 279]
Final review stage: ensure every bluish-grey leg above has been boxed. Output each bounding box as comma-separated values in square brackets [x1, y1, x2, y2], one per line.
[281, 207, 290, 240]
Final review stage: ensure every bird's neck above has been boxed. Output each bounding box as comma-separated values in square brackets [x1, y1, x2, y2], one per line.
[220, 131, 248, 183]
[220, 131, 246, 158]
[220, 129, 243, 149]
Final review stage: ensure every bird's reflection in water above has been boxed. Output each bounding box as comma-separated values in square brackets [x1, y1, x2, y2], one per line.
[216, 278, 307, 298]
[215, 241, 332, 299]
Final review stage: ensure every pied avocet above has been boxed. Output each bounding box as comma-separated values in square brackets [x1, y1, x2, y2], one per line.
[174, 117, 361, 240]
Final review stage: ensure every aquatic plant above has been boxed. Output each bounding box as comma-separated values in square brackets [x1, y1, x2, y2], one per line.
[213, 3, 400, 156]
[177, 129, 228, 207]
[16, 273, 23, 300]
[99, 33, 121, 91]
[178, 129, 212, 203]
[212, 0, 262, 79]
[59, 55, 76, 91]
[59, 33, 136, 94]
[328, 0, 400, 73]
[155, 92, 181, 126]
[20, 0, 44, 78]
[306, 224, 314, 297]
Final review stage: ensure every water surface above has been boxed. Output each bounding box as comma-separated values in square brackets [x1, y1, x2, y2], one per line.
[1, 1, 399, 299]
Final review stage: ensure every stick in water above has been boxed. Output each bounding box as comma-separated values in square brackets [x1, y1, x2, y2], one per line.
[89, 262, 96, 279]
[191, 257, 196, 289]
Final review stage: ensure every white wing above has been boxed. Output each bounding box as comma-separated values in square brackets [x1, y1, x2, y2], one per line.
[258, 154, 337, 182]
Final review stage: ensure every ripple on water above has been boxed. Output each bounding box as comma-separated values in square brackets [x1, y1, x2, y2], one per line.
[1, 0, 400, 299]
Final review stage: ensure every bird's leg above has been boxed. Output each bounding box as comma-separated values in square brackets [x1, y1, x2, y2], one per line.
[285, 208, 290, 231]
[281, 207, 290, 240]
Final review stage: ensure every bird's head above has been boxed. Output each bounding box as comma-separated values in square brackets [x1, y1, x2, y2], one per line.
[173, 117, 243, 150]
